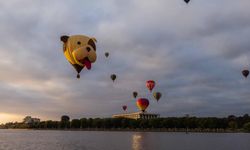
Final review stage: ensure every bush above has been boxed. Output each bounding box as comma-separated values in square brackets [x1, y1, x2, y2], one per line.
[243, 122, 250, 132]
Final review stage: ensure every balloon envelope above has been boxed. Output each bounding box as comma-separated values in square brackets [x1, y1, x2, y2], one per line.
[136, 98, 149, 112]
[242, 70, 249, 78]
[105, 52, 109, 58]
[60, 34, 97, 78]
[184, 0, 190, 3]
[122, 105, 127, 111]
[110, 74, 117, 82]
[153, 92, 162, 102]
[146, 80, 155, 92]
[133, 91, 138, 98]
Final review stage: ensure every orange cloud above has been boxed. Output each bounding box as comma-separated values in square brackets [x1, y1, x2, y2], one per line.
[0, 113, 23, 124]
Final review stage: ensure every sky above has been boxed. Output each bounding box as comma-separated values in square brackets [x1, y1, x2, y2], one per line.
[0, 0, 250, 123]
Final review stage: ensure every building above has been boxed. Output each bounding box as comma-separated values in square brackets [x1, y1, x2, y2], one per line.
[23, 116, 40, 124]
[112, 112, 160, 120]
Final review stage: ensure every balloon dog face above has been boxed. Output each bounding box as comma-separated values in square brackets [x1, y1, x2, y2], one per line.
[61, 35, 97, 70]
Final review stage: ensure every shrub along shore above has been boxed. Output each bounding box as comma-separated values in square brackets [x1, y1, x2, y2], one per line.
[1, 114, 250, 132]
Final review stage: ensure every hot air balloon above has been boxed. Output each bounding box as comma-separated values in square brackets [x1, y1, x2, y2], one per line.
[146, 80, 155, 92]
[105, 52, 109, 58]
[60, 35, 97, 78]
[122, 105, 127, 111]
[242, 70, 249, 78]
[133, 91, 138, 98]
[153, 92, 162, 102]
[184, 0, 190, 4]
[110, 74, 117, 82]
[136, 98, 149, 112]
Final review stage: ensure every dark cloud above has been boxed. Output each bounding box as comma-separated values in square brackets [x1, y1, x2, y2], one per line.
[0, 0, 250, 122]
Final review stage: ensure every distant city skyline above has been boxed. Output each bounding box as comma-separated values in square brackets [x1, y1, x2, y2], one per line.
[0, 0, 250, 123]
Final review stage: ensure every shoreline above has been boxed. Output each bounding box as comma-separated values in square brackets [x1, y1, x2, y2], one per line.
[1, 128, 248, 133]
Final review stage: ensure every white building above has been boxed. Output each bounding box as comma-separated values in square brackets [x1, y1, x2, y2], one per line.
[112, 112, 159, 120]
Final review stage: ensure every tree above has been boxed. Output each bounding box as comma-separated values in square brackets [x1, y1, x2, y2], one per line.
[71, 119, 81, 128]
[61, 115, 70, 129]
[92, 118, 102, 128]
[228, 121, 238, 130]
[243, 122, 250, 132]
[61, 115, 70, 122]
[45, 120, 59, 129]
[80, 118, 88, 128]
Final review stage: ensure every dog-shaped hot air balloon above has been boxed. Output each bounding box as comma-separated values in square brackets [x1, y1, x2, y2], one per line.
[61, 35, 97, 78]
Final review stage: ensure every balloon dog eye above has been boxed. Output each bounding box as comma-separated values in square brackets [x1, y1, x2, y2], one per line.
[77, 41, 81, 45]
[86, 47, 91, 52]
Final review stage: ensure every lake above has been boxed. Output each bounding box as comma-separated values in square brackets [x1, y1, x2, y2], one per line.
[0, 129, 249, 150]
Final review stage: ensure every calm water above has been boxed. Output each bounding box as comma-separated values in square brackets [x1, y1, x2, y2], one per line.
[0, 129, 249, 150]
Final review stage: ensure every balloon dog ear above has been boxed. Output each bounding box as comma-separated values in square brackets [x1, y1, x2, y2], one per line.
[60, 35, 69, 43]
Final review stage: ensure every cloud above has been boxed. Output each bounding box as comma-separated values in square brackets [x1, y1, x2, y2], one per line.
[0, 0, 250, 122]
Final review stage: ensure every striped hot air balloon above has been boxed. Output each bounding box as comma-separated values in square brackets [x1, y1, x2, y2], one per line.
[136, 98, 149, 112]
[146, 80, 155, 92]
[153, 92, 162, 102]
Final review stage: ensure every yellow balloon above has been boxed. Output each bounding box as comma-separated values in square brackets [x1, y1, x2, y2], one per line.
[61, 35, 97, 78]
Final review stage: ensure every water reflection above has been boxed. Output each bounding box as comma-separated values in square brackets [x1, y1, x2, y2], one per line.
[132, 133, 144, 150]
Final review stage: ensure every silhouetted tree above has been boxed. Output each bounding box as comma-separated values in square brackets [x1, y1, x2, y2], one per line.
[71, 119, 81, 128]
[60, 115, 70, 129]
[4, 114, 250, 132]
[228, 121, 238, 130]
[243, 122, 250, 132]
[80, 118, 88, 128]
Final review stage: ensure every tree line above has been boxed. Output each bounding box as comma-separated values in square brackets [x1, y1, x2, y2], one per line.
[1, 114, 250, 132]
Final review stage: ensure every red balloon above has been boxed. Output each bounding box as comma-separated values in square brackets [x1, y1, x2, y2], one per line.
[136, 98, 149, 112]
[146, 80, 155, 92]
[122, 105, 127, 111]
